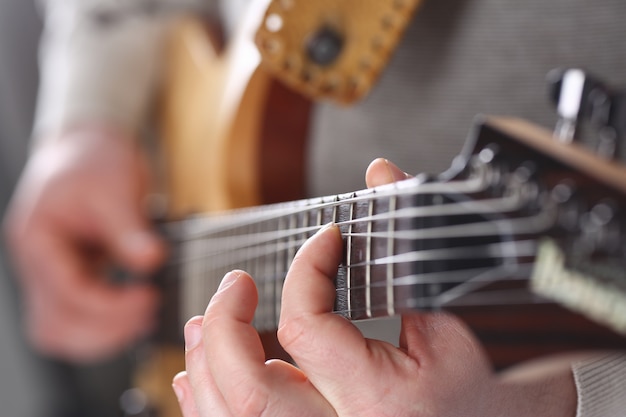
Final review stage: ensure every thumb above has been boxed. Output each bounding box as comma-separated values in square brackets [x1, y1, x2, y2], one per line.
[94, 200, 166, 275]
[400, 312, 490, 371]
[365, 158, 411, 188]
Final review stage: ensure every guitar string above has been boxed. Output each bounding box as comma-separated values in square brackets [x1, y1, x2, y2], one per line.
[202, 263, 544, 331]
[238, 260, 536, 309]
[165, 168, 554, 320]
[239, 264, 545, 330]
[163, 192, 545, 266]
[166, 165, 534, 271]
[172, 200, 552, 319]
[164, 211, 551, 271]
[171, 194, 522, 259]
[333, 288, 551, 318]
[164, 167, 493, 241]
[178, 238, 543, 322]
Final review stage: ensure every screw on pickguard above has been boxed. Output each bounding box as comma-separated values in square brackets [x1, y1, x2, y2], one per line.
[548, 68, 626, 159]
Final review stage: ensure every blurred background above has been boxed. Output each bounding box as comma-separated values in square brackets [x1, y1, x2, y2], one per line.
[0, 0, 45, 415]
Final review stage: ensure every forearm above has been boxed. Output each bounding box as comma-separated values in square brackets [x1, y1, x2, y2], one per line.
[494, 351, 626, 417]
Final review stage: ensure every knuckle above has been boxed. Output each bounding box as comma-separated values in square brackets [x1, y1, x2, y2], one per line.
[230, 383, 270, 417]
[276, 315, 314, 352]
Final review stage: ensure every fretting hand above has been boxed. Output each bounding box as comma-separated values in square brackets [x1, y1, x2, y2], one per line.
[172, 158, 578, 417]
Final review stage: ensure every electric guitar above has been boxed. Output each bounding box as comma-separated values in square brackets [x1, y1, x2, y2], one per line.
[134, 13, 626, 417]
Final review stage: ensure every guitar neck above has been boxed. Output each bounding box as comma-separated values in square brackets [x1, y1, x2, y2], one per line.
[165, 162, 544, 333]
[156, 116, 626, 340]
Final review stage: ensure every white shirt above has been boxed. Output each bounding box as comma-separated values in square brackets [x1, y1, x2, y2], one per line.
[34, 0, 214, 137]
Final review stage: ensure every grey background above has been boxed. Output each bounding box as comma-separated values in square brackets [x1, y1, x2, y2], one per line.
[0, 0, 47, 415]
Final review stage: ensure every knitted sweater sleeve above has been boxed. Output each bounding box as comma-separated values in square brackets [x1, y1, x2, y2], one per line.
[573, 353, 626, 417]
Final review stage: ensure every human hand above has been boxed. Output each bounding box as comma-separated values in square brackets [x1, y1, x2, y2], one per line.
[4, 126, 165, 362]
[172, 159, 578, 417]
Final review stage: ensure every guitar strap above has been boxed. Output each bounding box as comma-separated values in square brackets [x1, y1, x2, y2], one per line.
[254, 0, 423, 105]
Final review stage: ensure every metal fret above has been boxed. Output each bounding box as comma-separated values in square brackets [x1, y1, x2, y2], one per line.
[386, 194, 397, 316]
[274, 216, 286, 327]
[366, 197, 374, 318]
[287, 213, 297, 268]
[301, 208, 310, 246]
[249, 222, 259, 329]
[346, 200, 355, 318]
[316, 205, 323, 226]
[260, 219, 273, 330]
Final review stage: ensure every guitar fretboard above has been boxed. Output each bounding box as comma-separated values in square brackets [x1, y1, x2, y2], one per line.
[165, 162, 550, 332]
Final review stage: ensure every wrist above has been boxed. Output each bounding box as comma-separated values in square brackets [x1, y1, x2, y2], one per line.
[491, 355, 581, 417]
[31, 122, 136, 151]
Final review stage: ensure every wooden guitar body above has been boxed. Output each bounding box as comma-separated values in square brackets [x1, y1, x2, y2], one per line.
[159, 15, 310, 218]
[160, 15, 266, 215]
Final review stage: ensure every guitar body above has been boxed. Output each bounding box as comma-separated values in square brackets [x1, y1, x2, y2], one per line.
[159, 16, 266, 215]
[159, 15, 310, 217]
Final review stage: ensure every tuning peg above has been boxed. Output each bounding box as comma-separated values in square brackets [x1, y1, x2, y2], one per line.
[547, 68, 610, 143]
[548, 68, 583, 142]
[547, 68, 626, 159]
[604, 88, 626, 159]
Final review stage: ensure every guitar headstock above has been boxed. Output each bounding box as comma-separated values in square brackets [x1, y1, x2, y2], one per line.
[457, 114, 626, 334]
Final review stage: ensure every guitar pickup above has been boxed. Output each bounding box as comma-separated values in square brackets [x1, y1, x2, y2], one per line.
[531, 238, 626, 335]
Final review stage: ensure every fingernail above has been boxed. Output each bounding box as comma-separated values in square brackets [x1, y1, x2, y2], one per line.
[384, 158, 410, 182]
[184, 320, 202, 351]
[218, 270, 241, 292]
[383, 158, 394, 182]
[319, 222, 335, 232]
[318, 222, 341, 237]
[172, 382, 184, 403]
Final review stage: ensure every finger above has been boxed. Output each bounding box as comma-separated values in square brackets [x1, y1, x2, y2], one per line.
[400, 312, 489, 371]
[183, 317, 232, 417]
[24, 270, 158, 361]
[90, 197, 167, 275]
[172, 372, 203, 417]
[202, 271, 272, 415]
[278, 225, 487, 417]
[278, 224, 394, 402]
[201, 271, 337, 417]
[71, 138, 166, 275]
[365, 158, 411, 188]
[279, 223, 344, 317]
[277, 223, 356, 346]
[26, 223, 159, 319]
[18, 223, 159, 360]
[18, 272, 156, 362]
